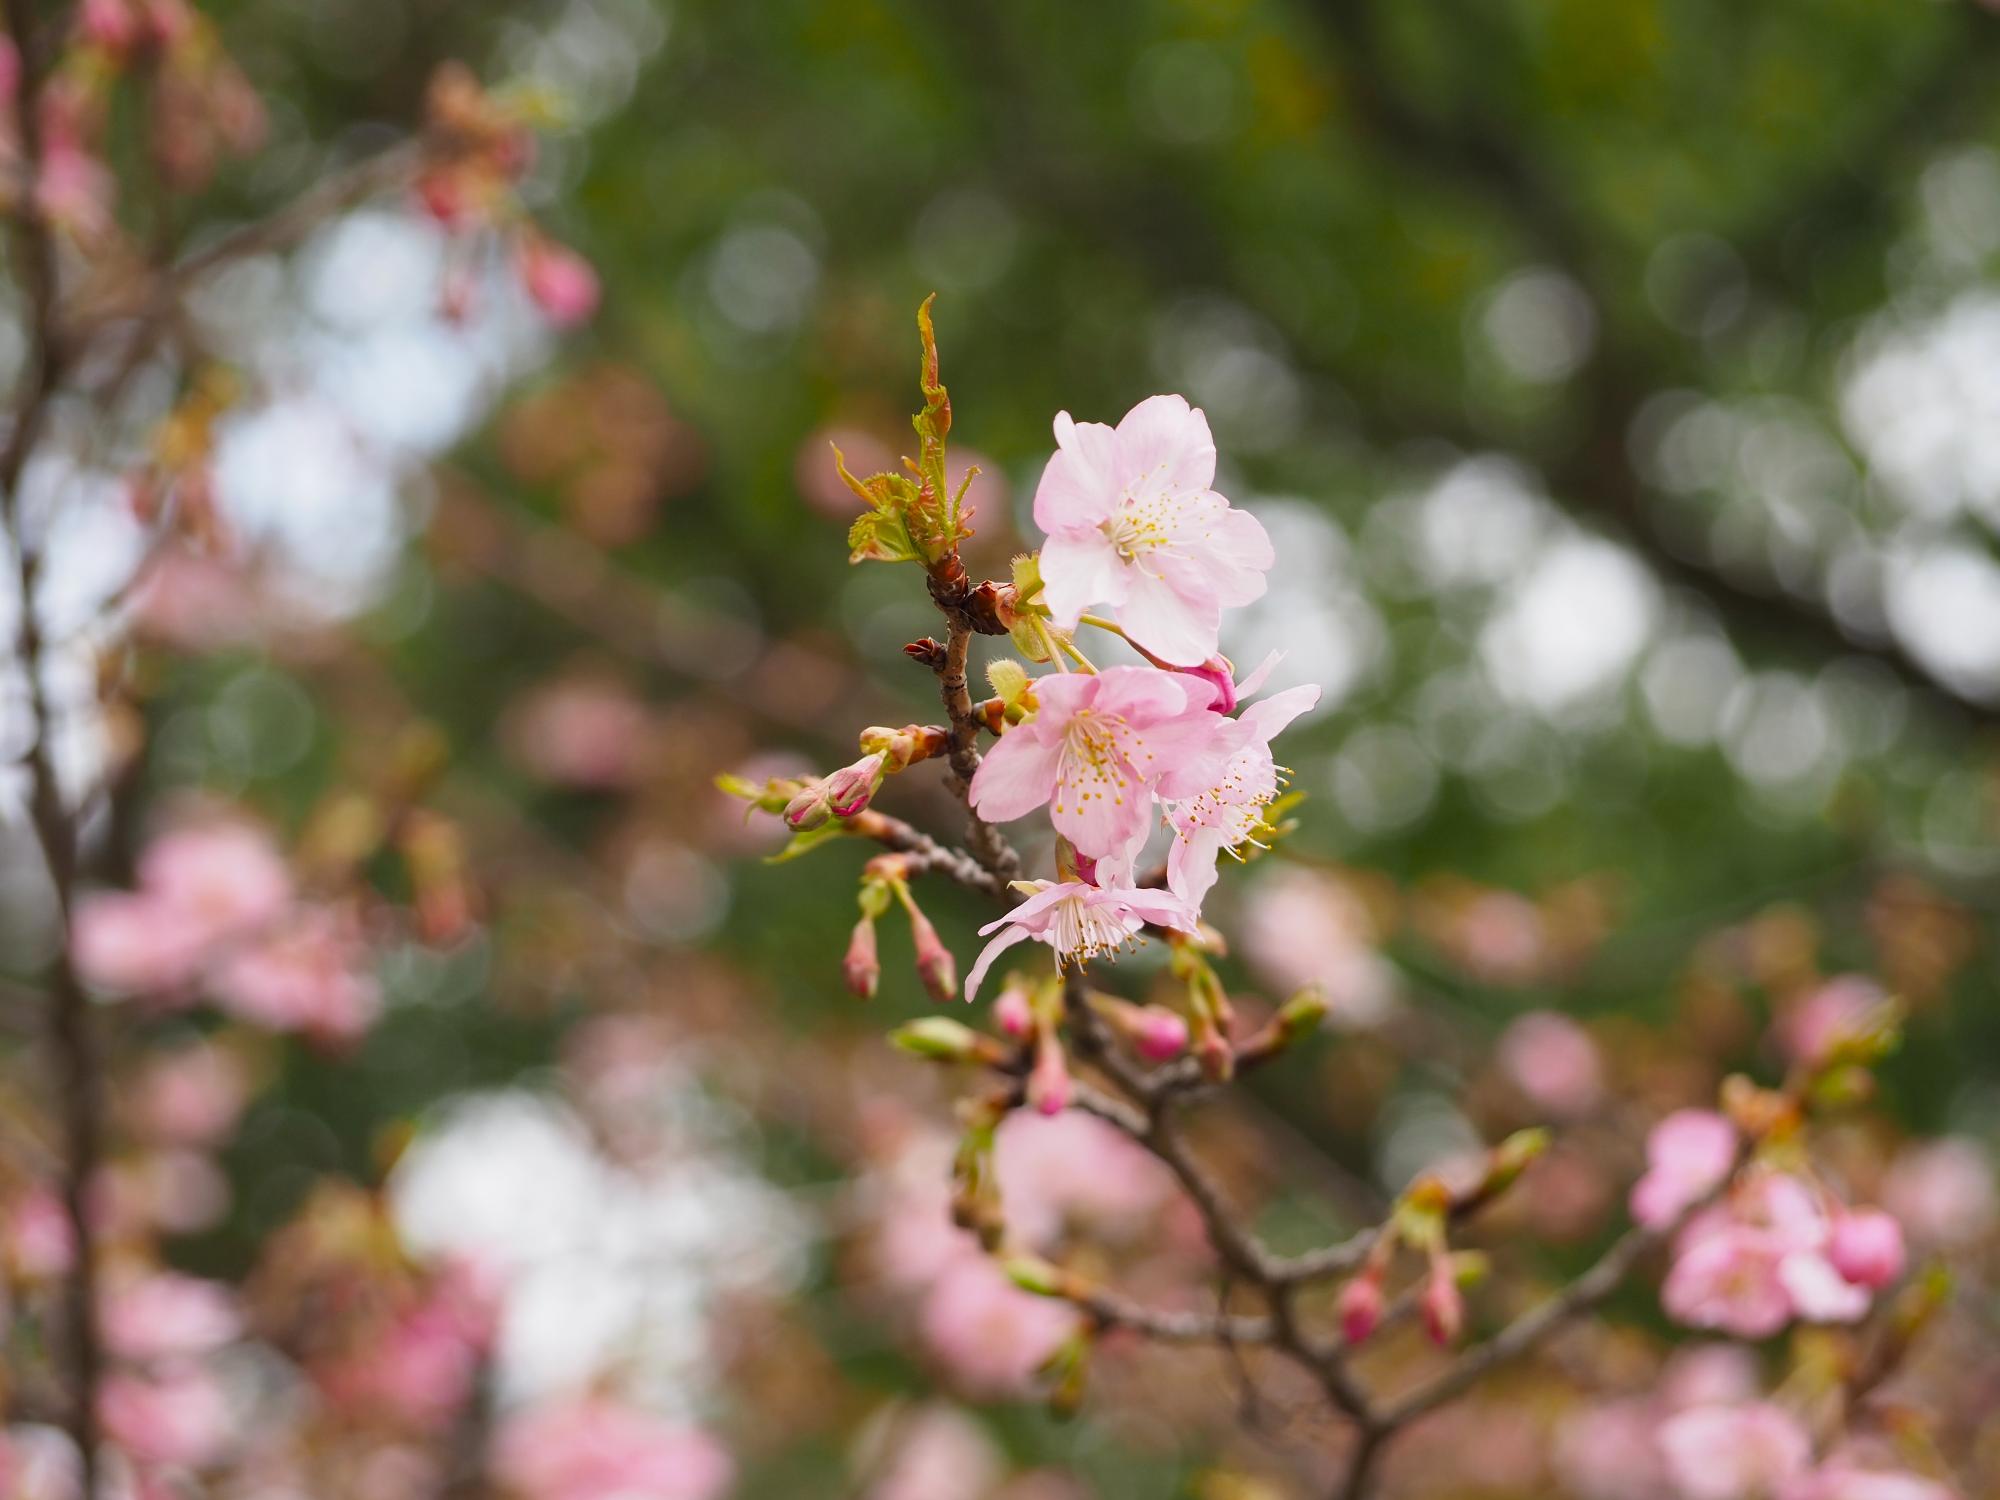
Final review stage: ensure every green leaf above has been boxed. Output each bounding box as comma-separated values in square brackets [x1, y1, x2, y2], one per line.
[765, 822, 846, 863]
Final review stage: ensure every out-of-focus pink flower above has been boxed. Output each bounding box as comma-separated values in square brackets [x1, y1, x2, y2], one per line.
[1497, 1010, 1604, 1119]
[797, 426, 898, 518]
[1882, 1137, 1996, 1248]
[35, 135, 115, 243]
[920, 1255, 1076, 1399]
[1452, 890, 1549, 985]
[0, 1424, 80, 1500]
[961, 880, 1197, 1003]
[1032, 395, 1273, 665]
[992, 980, 1034, 1040]
[127, 1041, 249, 1146]
[1554, 1398, 1670, 1500]
[968, 666, 1229, 861]
[211, 908, 379, 1042]
[1779, 977, 1886, 1070]
[1419, 1258, 1463, 1345]
[519, 238, 601, 328]
[508, 678, 653, 790]
[74, 821, 289, 995]
[101, 1272, 240, 1363]
[863, 1404, 1001, 1500]
[70, 893, 210, 996]
[1242, 868, 1398, 1028]
[1663, 1175, 1868, 1338]
[98, 1365, 232, 1467]
[993, 1110, 1174, 1246]
[78, 0, 140, 51]
[1658, 1343, 1761, 1411]
[1781, 1462, 1959, 1500]
[4, 1188, 75, 1279]
[1133, 1005, 1188, 1060]
[492, 1397, 733, 1500]
[1827, 1209, 1905, 1290]
[1336, 1272, 1385, 1345]
[1631, 1110, 1738, 1229]
[1657, 1402, 1811, 1500]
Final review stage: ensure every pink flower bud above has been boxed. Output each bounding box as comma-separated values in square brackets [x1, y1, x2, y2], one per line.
[1135, 1005, 1189, 1061]
[1420, 1258, 1464, 1346]
[782, 780, 831, 831]
[1181, 655, 1239, 714]
[1829, 1208, 1906, 1290]
[80, 0, 139, 52]
[1337, 1273, 1384, 1345]
[1028, 1036, 1070, 1116]
[993, 981, 1034, 1040]
[909, 908, 958, 1004]
[823, 753, 885, 819]
[842, 918, 879, 1000]
[519, 237, 600, 328]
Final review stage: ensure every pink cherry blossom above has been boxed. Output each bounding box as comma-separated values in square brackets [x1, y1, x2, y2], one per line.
[864, 1403, 1001, 1500]
[492, 1397, 733, 1500]
[1827, 1208, 1905, 1290]
[1553, 1398, 1671, 1500]
[101, 1271, 241, 1362]
[1663, 1175, 1868, 1337]
[1496, 1010, 1605, 1119]
[994, 1108, 1174, 1245]
[98, 1364, 232, 1468]
[967, 666, 1228, 859]
[1163, 683, 1319, 907]
[4, 1187, 75, 1279]
[1031, 395, 1273, 665]
[127, 1041, 250, 1146]
[961, 880, 1198, 1002]
[138, 823, 292, 940]
[211, 908, 380, 1042]
[919, 1254, 1077, 1398]
[70, 893, 212, 996]
[1631, 1110, 1738, 1229]
[1657, 1402, 1811, 1500]
[0, 1425, 80, 1500]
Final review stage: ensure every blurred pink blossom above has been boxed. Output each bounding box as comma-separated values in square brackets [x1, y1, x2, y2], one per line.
[1496, 1010, 1604, 1119]
[1783, 1461, 1959, 1500]
[1881, 1137, 1996, 1248]
[128, 1041, 250, 1146]
[4, 1188, 75, 1280]
[508, 679, 653, 789]
[864, 1404, 1000, 1500]
[1631, 1110, 1737, 1229]
[0, 1425, 80, 1500]
[492, 1397, 733, 1500]
[519, 238, 601, 328]
[101, 1271, 241, 1363]
[1242, 868, 1397, 1027]
[1827, 1208, 1905, 1290]
[919, 1255, 1077, 1399]
[1553, 1398, 1670, 1500]
[1663, 1175, 1868, 1338]
[212, 908, 380, 1042]
[1657, 1401, 1811, 1500]
[98, 1364, 232, 1468]
[1779, 977, 1885, 1070]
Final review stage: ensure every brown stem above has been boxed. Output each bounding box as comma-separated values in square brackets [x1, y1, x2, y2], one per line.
[931, 623, 1022, 883]
[0, 0, 102, 1488]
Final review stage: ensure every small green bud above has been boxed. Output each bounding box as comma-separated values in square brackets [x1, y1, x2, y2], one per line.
[890, 1017, 983, 1061]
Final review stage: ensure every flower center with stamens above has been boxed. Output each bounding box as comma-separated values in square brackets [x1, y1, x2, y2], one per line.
[1048, 893, 1138, 966]
[1052, 709, 1145, 815]
[1098, 492, 1174, 563]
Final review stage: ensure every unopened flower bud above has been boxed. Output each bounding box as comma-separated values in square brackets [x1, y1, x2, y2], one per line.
[783, 780, 832, 830]
[1829, 1208, 1906, 1290]
[993, 979, 1034, 1040]
[1420, 1256, 1464, 1346]
[908, 908, 958, 1003]
[518, 236, 601, 328]
[1477, 1127, 1551, 1200]
[890, 1016, 983, 1062]
[843, 917, 879, 999]
[1182, 654, 1239, 714]
[1134, 1006, 1189, 1061]
[823, 752, 887, 819]
[1028, 1034, 1070, 1116]
[1337, 1272, 1385, 1345]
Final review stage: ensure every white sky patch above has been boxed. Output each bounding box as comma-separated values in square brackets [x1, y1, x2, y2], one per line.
[1883, 542, 2000, 699]
[1479, 535, 1659, 712]
[1224, 498, 1381, 714]
[390, 1087, 810, 1416]
[1841, 290, 2000, 526]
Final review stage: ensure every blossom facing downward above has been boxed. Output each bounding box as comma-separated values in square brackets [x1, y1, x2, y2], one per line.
[962, 881, 1198, 1002]
[967, 666, 1228, 860]
[1663, 1174, 1869, 1338]
[1032, 395, 1273, 665]
[1163, 682, 1319, 907]
[493, 1397, 733, 1500]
